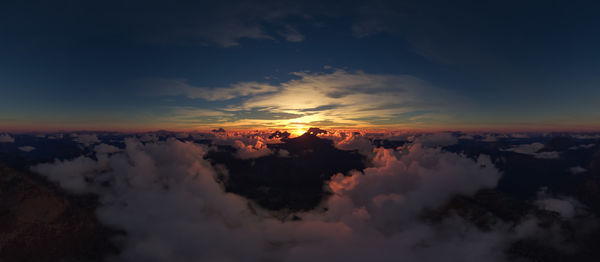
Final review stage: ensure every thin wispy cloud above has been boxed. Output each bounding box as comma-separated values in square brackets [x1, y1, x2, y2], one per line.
[147, 79, 279, 101]
[150, 69, 465, 129]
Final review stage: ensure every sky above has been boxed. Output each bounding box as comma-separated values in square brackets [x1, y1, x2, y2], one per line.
[1, 0, 599, 131]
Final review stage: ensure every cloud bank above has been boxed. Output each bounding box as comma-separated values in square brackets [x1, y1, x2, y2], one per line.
[29, 134, 575, 261]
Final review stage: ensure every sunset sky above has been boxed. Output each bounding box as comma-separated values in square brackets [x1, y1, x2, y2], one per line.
[1, 0, 599, 131]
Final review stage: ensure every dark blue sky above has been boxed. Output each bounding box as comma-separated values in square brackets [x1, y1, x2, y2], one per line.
[1, 0, 599, 131]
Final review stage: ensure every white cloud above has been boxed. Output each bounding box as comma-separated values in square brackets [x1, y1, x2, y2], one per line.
[509, 142, 540, 153]
[333, 133, 375, 156]
[32, 138, 267, 260]
[72, 134, 100, 146]
[151, 79, 279, 101]
[234, 140, 273, 159]
[535, 188, 584, 219]
[510, 133, 530, 139]
[30, 137, 562, 262]
[537, 198, 576, 219]
[0, 133, 14, 143]
[501, 143, 560, 159]
[48, 134, 64, 139]
[569, 143, 595, 150]
[327, 144, 500, 220]
[32, 156, 100, 193]
[571, 134, 600, 139]
[569, 166, 587, 174]
[94, 143, 120, 155]
[18, 146, 36, 152]
[532, 151, 561, 159]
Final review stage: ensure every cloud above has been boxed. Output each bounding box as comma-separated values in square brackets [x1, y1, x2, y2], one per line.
[0, 133, 15, 143]
[349, 1, 507, 67]
[128, 2, 313, 47]
[333, 132, 375, 156]
[223, 70, 463, 128]
[139, 133, 159, 143]
[146, 69, 464, 129]
[481, 135, 498, 142]
[569, 143, 596, 150]
[94, 143, 120, 155]
[535, 188, 585, 219]
[18, 146, 36, 152]
[32, 156, 100, 193]
[351, 3, 398, 38]
[29, 135, 551, 262]
[170, 107, 234, 117]
[152, 107, 237, 128]
[571, 134, 600, 139]
[48, 134, 64, 139]
[234, 140, 273, 159]
[501, 142, 560, 159]
[34, 138, 266, 260]
[531, 151, 560, 159]
[510, 133, 530, 139]
[537, 198, 576, 219]
[569, 166, 587, 174]
[278, 25, 305, 42]
[458, 134, 475, 140]
[413, 132, 458, 147]
[148, 79, 279, 101]
[72, 134, 100, 147]
[327, 144, 500, 219]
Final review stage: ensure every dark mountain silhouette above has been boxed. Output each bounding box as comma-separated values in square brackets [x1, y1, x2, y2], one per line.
[304, 127, 327, 136]
[268, 130, 290, 139]
[206, 129, 367, 211]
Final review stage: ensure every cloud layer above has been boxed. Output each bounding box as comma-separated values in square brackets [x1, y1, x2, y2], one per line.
[30, 134, 574, 261]
[151, 69, 463, 129]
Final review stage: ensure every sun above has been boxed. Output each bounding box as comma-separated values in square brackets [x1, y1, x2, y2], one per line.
[290, 128, 306, 137]
[287, 123, 308, 137]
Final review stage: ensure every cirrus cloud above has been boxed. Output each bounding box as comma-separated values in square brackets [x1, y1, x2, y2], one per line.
[148, 79, 279, 101]
[150, 69, 466, 129]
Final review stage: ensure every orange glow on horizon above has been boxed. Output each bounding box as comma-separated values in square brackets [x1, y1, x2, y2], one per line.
[290, 129, 306, 137]
[2, 121, 600, 134]
[284, 122, 309, 137]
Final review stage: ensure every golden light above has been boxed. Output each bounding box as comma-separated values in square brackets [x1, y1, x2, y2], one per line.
[287, 123, 308, 137]
[291, 128, 306, 137]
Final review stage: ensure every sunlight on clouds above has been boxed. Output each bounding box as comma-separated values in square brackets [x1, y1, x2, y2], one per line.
[153, 69, 465, 129]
